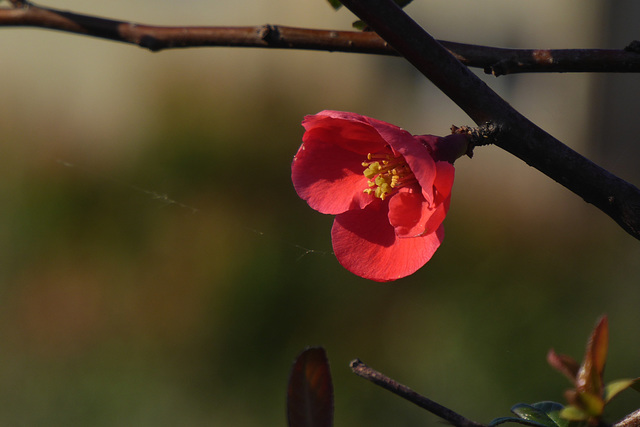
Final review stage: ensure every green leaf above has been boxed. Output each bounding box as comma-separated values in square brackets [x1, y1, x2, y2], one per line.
[575, 391, 604, 416]
[530, 402, 569, 427]
[327, 0, 342, 10]
[530, 401, 565, 413]
[603, 378, 640, 403]
[559, 405, 589, 421]
[511, 403, 560, 427]
[488, 417, 557, 427]
[489, 404, 586, 427]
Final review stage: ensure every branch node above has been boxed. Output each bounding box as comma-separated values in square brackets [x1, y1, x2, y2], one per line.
[451, 122, 501, 158]
[139, 35, 162, 52]
[488, 59, 518, 77]
[259, 24, 279, 44]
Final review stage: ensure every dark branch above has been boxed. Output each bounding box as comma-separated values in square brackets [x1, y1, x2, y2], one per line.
[1, 3, 640, 75]
[350, 359, 486, 427]
[339, 0, 640, 240]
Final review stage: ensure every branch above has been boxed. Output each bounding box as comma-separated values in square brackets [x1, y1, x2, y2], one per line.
[339, 0, 640, 240]
[350, 359, 486, 427]
[614, 408, 640, 427]
[1, 3, 640, 75]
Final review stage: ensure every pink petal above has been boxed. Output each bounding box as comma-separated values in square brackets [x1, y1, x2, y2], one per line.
[292, 135, 374, 215]
[433, 161, 455, 200]
[295, 111, 408, 215]
[369, 121, 438, 204]
[388, 186, 450, 238]
[387, 190, 432, 237]
[331, 201, 445, 282]
[302, 112, 388, 155]
[422, 196, 450, 236]
[308, 110, 373, 124]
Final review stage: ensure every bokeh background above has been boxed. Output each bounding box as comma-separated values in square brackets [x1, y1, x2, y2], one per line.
[1, 0, 639, 425]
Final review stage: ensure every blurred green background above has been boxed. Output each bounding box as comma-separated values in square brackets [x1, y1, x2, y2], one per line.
[1, 1, 639, 426]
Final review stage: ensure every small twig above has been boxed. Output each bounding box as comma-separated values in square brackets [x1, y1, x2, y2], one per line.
[1, 3, 640, 74]
[350, 359, 486, 427]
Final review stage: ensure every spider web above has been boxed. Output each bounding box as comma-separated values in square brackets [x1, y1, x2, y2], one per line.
[56, 158, 331, 261]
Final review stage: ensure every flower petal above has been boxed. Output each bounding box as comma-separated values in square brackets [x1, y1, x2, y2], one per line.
[433, 161, 455, 201]
[294, 111, 404, 214]
[331, 201, 445, 282]
[423, 195, 450, 236]
[387, 190, 431, 237]
[387, 188, 450, 238]
[292, 137, 373, 215]
[369, 121, 438, 204]
[302, 111, 388, 154]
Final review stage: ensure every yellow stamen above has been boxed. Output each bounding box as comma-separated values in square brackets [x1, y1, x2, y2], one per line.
[362, 152, 416, 199]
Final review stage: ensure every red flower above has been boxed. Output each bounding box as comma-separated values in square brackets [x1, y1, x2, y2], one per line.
[291, 110, 468, 282]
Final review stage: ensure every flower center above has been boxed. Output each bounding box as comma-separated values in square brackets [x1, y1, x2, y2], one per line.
[362, 152, 417, 200]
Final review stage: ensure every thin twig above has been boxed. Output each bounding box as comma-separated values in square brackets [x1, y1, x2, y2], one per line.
[339, 0, 640, 240]
[350, 359, 486, 427]
[1, 3, 640, 75]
